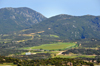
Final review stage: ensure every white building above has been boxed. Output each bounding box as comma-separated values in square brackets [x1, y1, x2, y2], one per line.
[25, 52, 31, 55]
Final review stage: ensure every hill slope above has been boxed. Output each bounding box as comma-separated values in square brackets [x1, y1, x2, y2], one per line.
[0, 7, 46, 34]
[31, 14, 100, 40]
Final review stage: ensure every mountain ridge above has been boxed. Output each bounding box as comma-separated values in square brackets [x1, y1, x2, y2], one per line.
[29, 14, 100, 40]
[1, 7, 100, 40]
[0, 7, 47, 34]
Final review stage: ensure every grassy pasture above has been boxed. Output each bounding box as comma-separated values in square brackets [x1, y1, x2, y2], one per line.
[22, 42, 76, 50]
[50, 35, 59, 38]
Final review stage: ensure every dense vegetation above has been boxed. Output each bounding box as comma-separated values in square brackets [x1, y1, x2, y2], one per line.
[62, 39, 100, 56]
[0, 36, 61, 49]
[13, 53, 51, 60]
[62, 49, 100, 55]
[0, 55, 94, 66]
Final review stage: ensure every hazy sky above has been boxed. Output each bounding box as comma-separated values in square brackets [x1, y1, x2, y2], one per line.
[0, 0, 100, 18]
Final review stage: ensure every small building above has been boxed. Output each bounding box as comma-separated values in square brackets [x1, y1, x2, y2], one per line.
[25, 52, 31, 55]
[26, 50, 31, 55]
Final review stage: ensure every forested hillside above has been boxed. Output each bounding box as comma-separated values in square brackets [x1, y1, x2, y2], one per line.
[30, 14, 100, 39]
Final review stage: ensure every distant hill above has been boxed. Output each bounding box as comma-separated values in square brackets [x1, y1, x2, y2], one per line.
[30, 14, 100, 40]
[0, 7, 46, 34]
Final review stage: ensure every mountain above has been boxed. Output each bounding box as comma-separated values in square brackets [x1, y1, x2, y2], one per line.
[0, 7, 46, 34]
[30, 14, 100, 40]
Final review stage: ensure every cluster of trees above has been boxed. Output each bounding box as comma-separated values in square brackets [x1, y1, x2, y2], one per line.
[0, 49, 51, 60]
[0, 55, 94, 66]
[12, 53, 51, 60]
[76, 56, 100, 64]
[62, 48, 100, 55]
[80, 41, 100, 48]
[0, 35, 61, 49]
[0, 49, 29, 56]
[0, 38, 57, 49]
[75, 38, 100, 48]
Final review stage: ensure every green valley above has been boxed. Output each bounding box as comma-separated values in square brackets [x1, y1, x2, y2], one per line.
[0, 7, 100, 66]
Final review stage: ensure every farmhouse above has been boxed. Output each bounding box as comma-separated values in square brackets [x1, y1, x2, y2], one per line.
[25, 50, 31, 55]
[25, 50, 36, 55]
[25, 52, 31, 55]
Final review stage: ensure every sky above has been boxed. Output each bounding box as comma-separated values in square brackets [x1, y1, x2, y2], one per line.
[0, 0, 100, 18]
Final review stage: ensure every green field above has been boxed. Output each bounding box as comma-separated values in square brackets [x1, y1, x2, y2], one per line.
[22, 42, 76, 50]
[50, 35, 59, 38]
